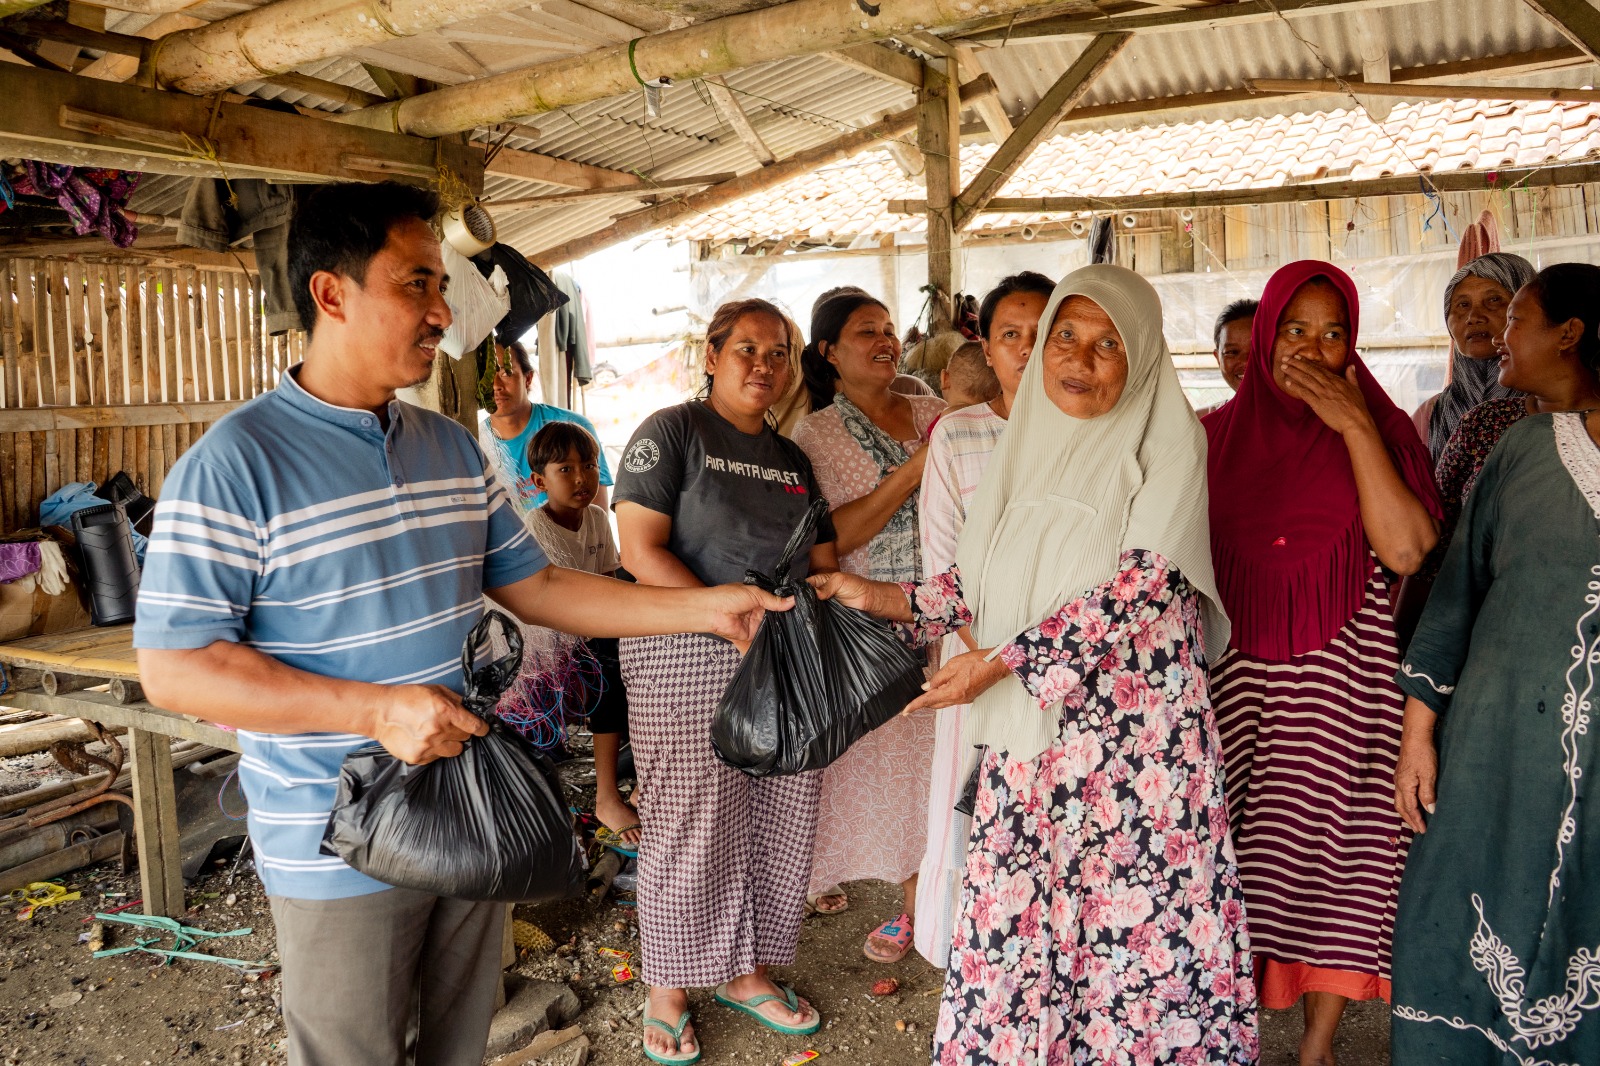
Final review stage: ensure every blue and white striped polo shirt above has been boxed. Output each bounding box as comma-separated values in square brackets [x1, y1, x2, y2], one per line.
[134, 368, 547, 899]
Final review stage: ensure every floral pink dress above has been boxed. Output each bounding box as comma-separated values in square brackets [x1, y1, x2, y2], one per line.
[903, 550, 1259, 1066]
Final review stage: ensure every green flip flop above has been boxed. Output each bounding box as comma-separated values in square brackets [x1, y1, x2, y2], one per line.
[713, 981, 822, 1036]
[641, 1008, 700, 1065]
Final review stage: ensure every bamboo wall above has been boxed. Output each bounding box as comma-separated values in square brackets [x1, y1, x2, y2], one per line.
[0, 256, 305, 535]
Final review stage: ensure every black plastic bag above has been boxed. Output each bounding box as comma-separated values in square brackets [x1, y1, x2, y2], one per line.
[711, 500, 926, 777]
[321, 611, 586, 902]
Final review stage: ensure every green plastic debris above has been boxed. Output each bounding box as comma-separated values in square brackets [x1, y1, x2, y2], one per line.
[92, 912, 272, 974]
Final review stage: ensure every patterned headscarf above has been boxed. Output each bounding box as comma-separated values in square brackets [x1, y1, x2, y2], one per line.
[1426, 252, 1536, 460]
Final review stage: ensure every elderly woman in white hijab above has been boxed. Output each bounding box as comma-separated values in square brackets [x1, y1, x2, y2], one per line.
[813, 265, 1258, 1065]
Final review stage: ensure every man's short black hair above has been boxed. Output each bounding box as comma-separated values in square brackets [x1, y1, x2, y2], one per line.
[1212, 298, 1260, 350]
[288, 181, 441, 334]
[977, 272, 1056, 340]
[528, 421, 599, 473]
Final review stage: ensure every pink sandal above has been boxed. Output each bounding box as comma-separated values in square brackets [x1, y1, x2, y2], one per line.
[864, 912, 913, 963]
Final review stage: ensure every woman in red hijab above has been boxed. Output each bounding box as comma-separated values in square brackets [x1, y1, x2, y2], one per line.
[1202, 261, 1441, 1066]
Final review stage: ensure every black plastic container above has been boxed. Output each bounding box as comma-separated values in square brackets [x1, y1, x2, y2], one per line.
[70, 503, 141, 626]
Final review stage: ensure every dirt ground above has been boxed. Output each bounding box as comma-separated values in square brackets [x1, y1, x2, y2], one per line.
[0, 740, 1390, 1066]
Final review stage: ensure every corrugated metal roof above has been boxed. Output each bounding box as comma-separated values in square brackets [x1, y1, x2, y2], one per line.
[968, 0, 1575, 117]
[55, 0, 1600, 262]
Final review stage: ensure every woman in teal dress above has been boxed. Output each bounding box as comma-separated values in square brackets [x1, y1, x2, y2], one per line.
[1391, 384, 1600, 1064]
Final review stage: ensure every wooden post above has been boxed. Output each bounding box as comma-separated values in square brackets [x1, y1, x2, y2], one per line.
[128, 727, 184, 917]
[918, 59, 960, 332]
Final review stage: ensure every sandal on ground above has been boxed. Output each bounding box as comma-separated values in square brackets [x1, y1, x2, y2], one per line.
[596, 824, 641, 858]
[804, 886, 849, 917]
[641, 1008, 700, 1065]
[713, 981, 822, 1036]
[864, 912, 914, 963]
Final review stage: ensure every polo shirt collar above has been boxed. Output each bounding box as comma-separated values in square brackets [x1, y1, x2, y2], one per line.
[278, 364, 403, 440]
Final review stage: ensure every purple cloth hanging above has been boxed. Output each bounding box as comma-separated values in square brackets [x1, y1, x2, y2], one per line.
[0, 542, 42, 584]
[14, 163, 141, 248]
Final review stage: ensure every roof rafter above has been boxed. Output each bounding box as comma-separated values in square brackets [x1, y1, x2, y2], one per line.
[889, 161, 1600, 214]
[336, 0, 1085, 139]
[704, 75, 778, 166]
[1519, 0, 1600, 62]
[531, 75, 997, 267]
[0, 63, 481, 188]
[958, 0, 1433, 43]
[954, 32, 1130, 229]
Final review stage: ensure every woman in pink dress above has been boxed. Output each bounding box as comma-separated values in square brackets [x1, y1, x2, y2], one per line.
[792, 289, 945, 963]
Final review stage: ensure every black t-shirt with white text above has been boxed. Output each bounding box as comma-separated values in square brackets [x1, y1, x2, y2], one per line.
[614, 401, 835, 587]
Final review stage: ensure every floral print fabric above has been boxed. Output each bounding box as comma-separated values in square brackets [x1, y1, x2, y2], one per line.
[909, 550, 1259, 1066]
[1418, 396, 1527, 582]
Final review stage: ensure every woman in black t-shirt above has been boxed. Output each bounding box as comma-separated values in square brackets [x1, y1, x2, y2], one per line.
[614, 298, 839, 1065]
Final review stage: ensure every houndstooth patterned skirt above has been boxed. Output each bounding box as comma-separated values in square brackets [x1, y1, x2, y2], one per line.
[621, 632, 824, 988]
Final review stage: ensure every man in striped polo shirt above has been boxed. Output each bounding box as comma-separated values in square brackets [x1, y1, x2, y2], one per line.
[134, 182, 784, 1066]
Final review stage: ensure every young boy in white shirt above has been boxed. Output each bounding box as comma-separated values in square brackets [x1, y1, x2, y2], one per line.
[524, 423, 637, 846]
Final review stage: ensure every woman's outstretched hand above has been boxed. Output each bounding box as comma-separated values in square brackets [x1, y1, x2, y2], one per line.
[904, 649, 1010, 714]
[807, 571, 913, 622]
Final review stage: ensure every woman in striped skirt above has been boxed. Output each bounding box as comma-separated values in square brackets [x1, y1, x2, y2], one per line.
[1201, 261, 1442, 1066]
[613, 298, 840, 1066]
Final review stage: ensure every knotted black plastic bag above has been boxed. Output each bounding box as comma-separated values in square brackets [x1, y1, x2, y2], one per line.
[321, 611, 586, 902]
[711, 499, 926, 777]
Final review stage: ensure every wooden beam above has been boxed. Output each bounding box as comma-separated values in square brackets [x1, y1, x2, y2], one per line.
[0, 30, 72, 72]
[955, 46, 1590, 135]
[961, 0, 1429, 42]
[361, 63, 429, 100]
[484, 173, 738, 208]
[920, 59, 961, 330]
[8, 17, 387, 107]
[704, 76, 777, 166]
[955, 44, 1013, 140]
[898, 30, 956, 58]
[1521, 0, 1600, 62]
[0, 401, 243, 434]
[479, 143, 645, 190]
[0, 64, 482, 190]
[1246, 78, 1600, 103]
[77, 9, 205, 83]
[826, 42, 924, 89]
[148, 0, 534, 95]
[340, 0, 1076, 138]
[531, 75, 996, 267]
[887, 161, 1600, 214]
[954, 32, 1130, 229]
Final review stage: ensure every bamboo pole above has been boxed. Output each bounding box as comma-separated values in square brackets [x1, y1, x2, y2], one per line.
[0, 261, 15, 409]
[148, 0, 538, 95]
[340, 0, 1056, 138]
[532, 76, 996, 267]
[885, 160, 1600, 214]
[1245, 77, 1600, 102]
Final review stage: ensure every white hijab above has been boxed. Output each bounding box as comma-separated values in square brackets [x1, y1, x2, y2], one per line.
[953, 265, 1228, 761]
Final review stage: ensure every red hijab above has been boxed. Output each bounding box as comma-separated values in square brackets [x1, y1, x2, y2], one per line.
[1201, 260, 1440, 661]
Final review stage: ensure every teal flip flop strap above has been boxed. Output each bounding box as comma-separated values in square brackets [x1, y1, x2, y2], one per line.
[736, 982, 800, 1012]
[644, 1010, 692, 1042]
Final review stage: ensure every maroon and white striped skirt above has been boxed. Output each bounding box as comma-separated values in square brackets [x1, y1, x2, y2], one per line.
[620, 632, 824, 988]
[1210, 570, 1410, 981]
